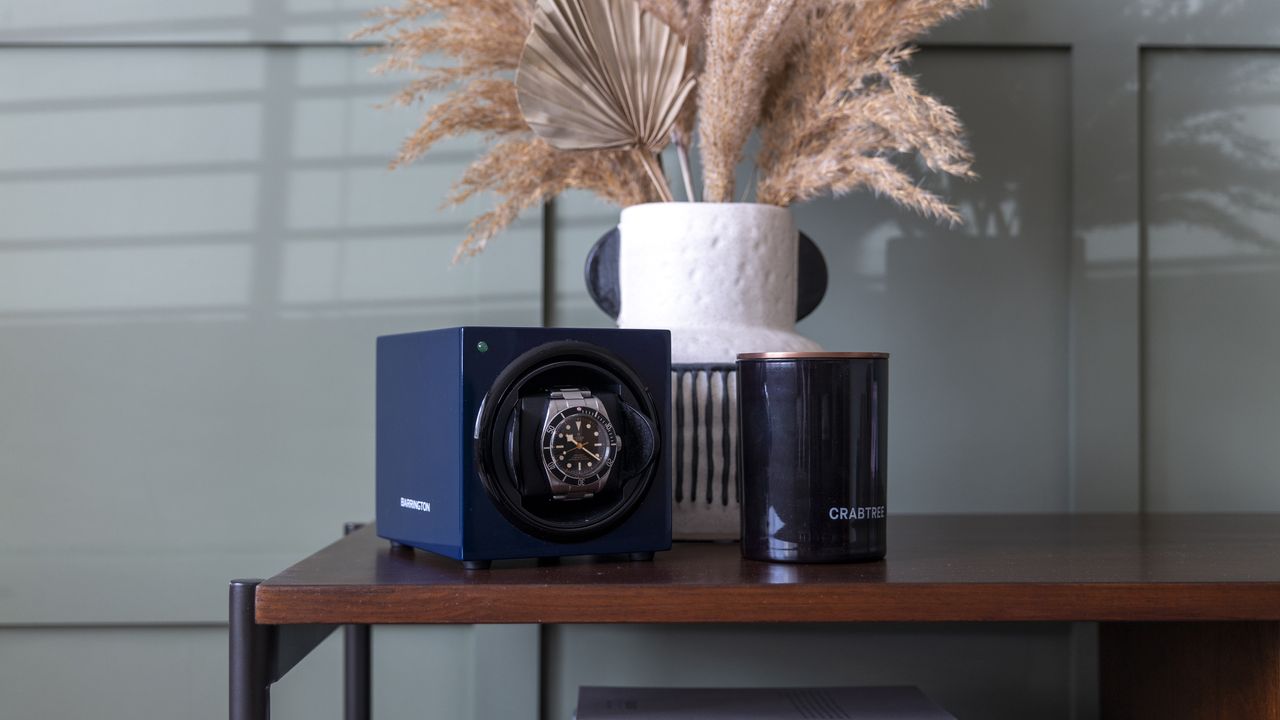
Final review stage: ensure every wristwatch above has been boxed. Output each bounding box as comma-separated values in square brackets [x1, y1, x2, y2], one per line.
[540, 388, 619, 499]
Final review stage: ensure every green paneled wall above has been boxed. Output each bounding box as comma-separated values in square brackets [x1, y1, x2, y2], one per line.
[3, 1, 1280, 719]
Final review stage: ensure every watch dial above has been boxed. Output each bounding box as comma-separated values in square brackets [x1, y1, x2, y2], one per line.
[542, 406, 618, 486]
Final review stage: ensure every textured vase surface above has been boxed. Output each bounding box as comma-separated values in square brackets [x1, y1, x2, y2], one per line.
[616, 202, 821, 539]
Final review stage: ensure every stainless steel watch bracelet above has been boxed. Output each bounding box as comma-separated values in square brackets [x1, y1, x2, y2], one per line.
[545, 388, 609, 499]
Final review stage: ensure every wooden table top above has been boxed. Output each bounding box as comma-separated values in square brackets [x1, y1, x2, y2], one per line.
[255, 514, 1280, 625]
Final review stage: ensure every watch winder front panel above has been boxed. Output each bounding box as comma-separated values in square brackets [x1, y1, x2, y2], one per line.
[376, 326, 671, 565]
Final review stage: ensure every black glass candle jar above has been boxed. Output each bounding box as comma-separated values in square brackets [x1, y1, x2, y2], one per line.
[737, 352, 889, 563]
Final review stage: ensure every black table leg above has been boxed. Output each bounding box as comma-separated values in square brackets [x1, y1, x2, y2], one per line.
[230, 579, 270, 720]
[230, 524, 372, 719]
[345, 624, 372, 720]
[343, 522, 373, 720]
[229, 578, 339, 720]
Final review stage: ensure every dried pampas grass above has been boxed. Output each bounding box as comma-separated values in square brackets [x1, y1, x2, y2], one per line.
[356, 1, 533, 95]
[450, 138, 659, 257]
[391, 79, 525, 168]
[359, 0, 674, 258]
[756, 0, 983, 220]
[697, 0, 804, 202]
[361, 0, 984, 258]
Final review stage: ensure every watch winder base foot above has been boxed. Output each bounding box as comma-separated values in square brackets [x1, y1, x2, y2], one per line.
[462, 560, 492, 571]
[388, 540, 414, 552]
[536, 557, 562, 567]
[627, 551, 656, 562]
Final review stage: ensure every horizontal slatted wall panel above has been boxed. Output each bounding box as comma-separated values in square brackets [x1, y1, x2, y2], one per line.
[0, 6, 544, 717]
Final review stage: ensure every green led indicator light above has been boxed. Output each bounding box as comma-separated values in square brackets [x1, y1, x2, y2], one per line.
[476, 341, 489, 353]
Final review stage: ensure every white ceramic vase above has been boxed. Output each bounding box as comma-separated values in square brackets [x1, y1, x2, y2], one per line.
[616, 202, 822, 539]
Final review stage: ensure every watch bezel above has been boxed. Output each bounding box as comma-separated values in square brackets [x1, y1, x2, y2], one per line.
[541, 405, 618, 487]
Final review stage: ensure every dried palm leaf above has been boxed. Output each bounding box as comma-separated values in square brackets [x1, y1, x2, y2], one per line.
[516, 0, 697, 201]
[638, 0, 707, 147]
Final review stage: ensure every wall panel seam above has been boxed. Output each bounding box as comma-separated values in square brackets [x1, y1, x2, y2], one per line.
[1065, 42, 1078, 514]
[1137, 47, 1150, 515]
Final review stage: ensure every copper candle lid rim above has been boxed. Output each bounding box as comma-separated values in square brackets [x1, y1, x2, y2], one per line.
[737, 351, 890, 360]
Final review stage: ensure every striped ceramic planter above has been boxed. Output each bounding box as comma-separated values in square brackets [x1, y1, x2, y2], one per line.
[671, 364, 739, 539]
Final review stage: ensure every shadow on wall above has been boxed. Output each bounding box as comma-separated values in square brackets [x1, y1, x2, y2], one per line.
[1145, 52, 1280, 257]
[1143, 50, 1280, 510]
[0, 2, 543, 578]
[0, 0, 361, 42]
[0, 42, 538, 326]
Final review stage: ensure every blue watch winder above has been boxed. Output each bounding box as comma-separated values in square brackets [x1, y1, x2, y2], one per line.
[376, 326, 671, 569]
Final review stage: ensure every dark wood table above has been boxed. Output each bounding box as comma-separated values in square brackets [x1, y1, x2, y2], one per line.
[230, 515, 1280, 719]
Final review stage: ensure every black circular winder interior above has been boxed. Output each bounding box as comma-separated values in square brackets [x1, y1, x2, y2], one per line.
[474, 341, 661, 542]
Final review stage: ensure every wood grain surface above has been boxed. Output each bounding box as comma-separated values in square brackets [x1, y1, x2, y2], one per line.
[254, 514, 1280, 625]
[1101, 622, 1280, 720]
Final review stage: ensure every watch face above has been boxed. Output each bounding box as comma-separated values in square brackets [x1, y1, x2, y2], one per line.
[542, 406, 618, 486]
